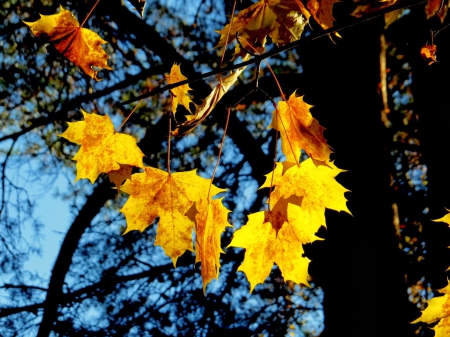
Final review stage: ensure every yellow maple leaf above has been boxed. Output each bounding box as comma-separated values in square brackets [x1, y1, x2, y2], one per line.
[165, 64, 193, 114]
[412, 281, 450, 335]
[59, 110, 144, 183]
[269, 92, 331, 163]
[261, 159, 350, 243]
[229, 211, 310, 292]
[351, 0, 397, 18]
[216, 0, 309, 58]
[120, 167, 225, 265]
[24, 6, 111, 81]
[307, 0, 339, 29]
[188, 198, 231, 293]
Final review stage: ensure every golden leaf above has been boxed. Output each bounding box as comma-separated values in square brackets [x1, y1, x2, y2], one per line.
[307, 0, 339, 29]
[216, 0, 309, 58]
[261, 160, 350, 242]
[189, 198, 231, 293]
[59, 110, 144, 183]
[268, 92, 331, 163]
[120, 168, 225, 266]
[229, 211, 310, 292]
[412, 281, 450, 325]
[24, 6, 111, 80]
[166, 63, 194, 114]
[421, 44, 438, 65]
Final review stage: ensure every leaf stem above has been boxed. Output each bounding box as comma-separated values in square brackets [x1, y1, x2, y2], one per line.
[80, 0, 102, 29]
[207, 108, 231, 199]
[115, 99, 143, 133]
[219, 0, 237, 70]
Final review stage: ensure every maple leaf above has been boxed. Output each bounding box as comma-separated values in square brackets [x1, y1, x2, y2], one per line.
[307, 0, 339, 29]
[120, 167, 225, 265]
[216, 0, 309, 57]
[59, 110, 144, 183]
[268, 92, 332, 163]
[261, 159, 350, 242]
[188, 198, 231, 293]
[229, 211, 310, 292]
[421, 44, 438, 65]
[434, 209, 450, 226]
[24, 6, 111, 81]
[412, 280, 450, 336]
[165, 64, 194, 115]
[351, 0, 397, 18]
[172, 67, 245, 136]
[425, 0, 449, 22]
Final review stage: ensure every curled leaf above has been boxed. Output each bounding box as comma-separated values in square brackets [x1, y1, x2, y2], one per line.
[421, 44, 437, 65]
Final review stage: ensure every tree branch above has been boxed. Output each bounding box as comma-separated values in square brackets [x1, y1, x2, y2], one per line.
[119, 0, 427, 106]
[36, 180, 116, 337]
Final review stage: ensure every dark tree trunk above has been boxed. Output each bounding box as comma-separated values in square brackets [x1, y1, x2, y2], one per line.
[300, 18, 414, 336]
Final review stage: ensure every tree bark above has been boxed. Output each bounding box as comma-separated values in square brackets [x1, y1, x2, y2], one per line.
[37, 181, 115, 337]
[301, 19, 414, 336]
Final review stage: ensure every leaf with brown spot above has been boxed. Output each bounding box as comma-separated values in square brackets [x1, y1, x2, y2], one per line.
[24, 6, 111, 80]
[59, 110, 144, 183]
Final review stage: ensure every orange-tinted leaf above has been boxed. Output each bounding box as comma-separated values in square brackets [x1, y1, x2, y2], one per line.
[229, 211, 310, 292]
[108, 164, 133, 191]
[421, 44, 438, 65]
[268, 92, 331, 163]
[59, 110, 144, 183]
[120, 168, 225, 265]
[352, 0, 397, 18]
[190, 198, 231, 293]
[24, 6, 111, 80]
[307, 0, 339, 29]
[426, 0, 449, 22]
[166, 64, 193, 114]
[216, 0, 309, 58]
[127, 0, 146, 17]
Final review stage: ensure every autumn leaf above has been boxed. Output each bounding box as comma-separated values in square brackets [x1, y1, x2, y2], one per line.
[421, 44, 438, 65]
[127, 0, 146, 17]
[412, 280, 450, 336]
[59, 110, 144, 183]
[24, 6, 111, 81]
[425, 0, 449, 22]
[166, 64, 194, 114]
[188, 198, 231, 293]
[229, 211, 310, 292]
[351, 0, 397, 18]
[261, 160, 350, 242]
[268, 92, 331, 163]
[120, 167, 225, 265]
[434, 209, 450, 226]
[216, 0, 309, 57]
[173, 67, 245, 136]
[307, 0, 339, 29]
